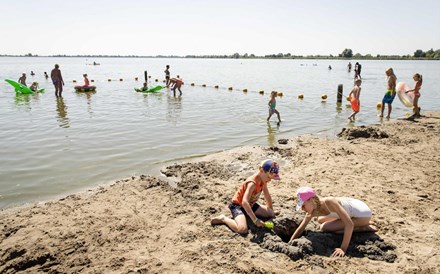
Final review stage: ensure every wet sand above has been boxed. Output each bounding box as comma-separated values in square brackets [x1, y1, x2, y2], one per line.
[1, 112, 439, 273]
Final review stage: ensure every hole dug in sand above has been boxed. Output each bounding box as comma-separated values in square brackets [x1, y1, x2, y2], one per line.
[252, 213, 397, 262]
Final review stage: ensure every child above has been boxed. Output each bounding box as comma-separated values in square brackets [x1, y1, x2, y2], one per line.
[83, 74, 89, 87]
[380, 67, 397, 119]
[405, 73, 423, 118]
[210, 159, 280, 234]
[18, 73, 27, 86]
[267, 91, 281, 125]
[164, 65, 170, 87]
[170, 75, 183, 96]
[29, 82, 39, 92]
[142, 82, 148, 91]
[289, 187, 377, 257]
[348, 79, 362, 121]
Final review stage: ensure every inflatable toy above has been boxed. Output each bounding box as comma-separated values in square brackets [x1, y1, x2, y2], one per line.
[74, 85, 96, 92]
[134, 85, 163, 93]
[396, 82, 414, 107]
[5, 79, 44, 94]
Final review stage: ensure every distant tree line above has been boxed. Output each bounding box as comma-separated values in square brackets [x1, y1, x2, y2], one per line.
[1, 48, 439, 60]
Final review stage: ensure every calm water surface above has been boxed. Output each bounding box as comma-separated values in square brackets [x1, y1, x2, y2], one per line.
[1, 57, 439, 208]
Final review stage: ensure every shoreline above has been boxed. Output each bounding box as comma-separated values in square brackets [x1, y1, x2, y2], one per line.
[1, 112, 439, 273]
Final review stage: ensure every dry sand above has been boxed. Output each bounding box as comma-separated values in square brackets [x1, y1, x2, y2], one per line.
[1, 112, 439, 274]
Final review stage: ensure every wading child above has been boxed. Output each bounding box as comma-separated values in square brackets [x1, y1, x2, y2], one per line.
[170, 75, 183, 96]
[211, 159, 280, 234]
[348, 79, 362, 121]
[406, 73, 423, 118]
[267, 91, 281, 125]
[289, 186, 377, 257]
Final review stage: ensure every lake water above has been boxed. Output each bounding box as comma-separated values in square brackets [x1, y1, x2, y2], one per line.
[1, 57, 439, 209]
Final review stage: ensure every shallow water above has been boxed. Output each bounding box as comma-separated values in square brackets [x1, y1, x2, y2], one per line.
[1, 57, 439, 208]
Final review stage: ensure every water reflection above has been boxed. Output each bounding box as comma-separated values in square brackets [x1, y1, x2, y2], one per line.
[166, 95, 182, 125]
[266, 122, 279, 146]
[56, 97, 69, 128]
[14, 94, 32, 110]
[75, 91, 96, 115]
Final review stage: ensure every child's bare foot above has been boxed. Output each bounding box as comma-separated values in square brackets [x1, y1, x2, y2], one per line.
[210, 214, 225, 225]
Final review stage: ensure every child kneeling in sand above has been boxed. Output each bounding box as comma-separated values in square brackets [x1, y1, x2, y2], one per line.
[289, 186, 377, 257]
[211, 159, 280, 234]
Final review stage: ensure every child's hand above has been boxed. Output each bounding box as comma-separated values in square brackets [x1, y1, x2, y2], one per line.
[332, 248, 345, 257]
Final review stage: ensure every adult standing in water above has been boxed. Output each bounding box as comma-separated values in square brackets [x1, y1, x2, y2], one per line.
[164, 65, 170, 87]
[51, 64, 64, 97]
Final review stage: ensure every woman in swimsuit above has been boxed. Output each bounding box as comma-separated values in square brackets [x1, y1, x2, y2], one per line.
[289, 186, 377, 257]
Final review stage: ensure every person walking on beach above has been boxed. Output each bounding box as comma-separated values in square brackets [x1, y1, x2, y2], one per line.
[348, 79, 362, 122]
[51, 64, 64, 97]
[164, 65, 170, 87]
[169, 75, 183, 96]
[347, 62, 352, 72]
[18, 73, 27, 86]
[405, 73, 423, 118]
[380, 67, 397, 119]
[289, 186, 377, 257]
[210, 159, 280, 234]
[267, 91, 281, 125]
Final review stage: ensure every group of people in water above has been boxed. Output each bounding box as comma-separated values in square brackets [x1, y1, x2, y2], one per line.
[266, 64, 423, 125]
[210, 159, 378, 257]
[347, 67, 422, 120]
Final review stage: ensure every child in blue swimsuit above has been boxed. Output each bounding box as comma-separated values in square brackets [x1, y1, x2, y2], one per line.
[267, 91, 281, 125]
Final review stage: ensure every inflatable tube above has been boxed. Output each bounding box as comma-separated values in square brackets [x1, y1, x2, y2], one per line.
[135, 85, 163, 93]
[5, 79, 44, 94]
[396, 82, 414, 107]
[74, 85, 96, 92]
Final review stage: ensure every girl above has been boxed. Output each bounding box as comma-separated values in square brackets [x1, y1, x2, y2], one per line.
[211, 159, 280, 234]
[83, 74, 90, 87]
[267, 91, 281, 125]
[406, 73, 423, 118]
[289, 187, 377, 257]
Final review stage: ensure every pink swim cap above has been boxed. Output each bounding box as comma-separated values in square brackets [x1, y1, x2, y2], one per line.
[296, 186, 316, 211]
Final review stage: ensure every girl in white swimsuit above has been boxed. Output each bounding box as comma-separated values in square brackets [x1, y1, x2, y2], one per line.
[289, 187, 377, 257]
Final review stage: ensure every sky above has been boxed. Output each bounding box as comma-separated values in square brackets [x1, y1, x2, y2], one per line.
[1, 0, 439, 56]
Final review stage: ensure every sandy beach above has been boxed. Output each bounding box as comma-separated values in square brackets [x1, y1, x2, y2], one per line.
[1, 112, 439, 274]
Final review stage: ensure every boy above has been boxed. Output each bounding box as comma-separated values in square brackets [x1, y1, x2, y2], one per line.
[348, 79, 362, 121]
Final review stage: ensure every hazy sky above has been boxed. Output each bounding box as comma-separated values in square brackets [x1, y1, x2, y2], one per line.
[1, 0, 439, 56]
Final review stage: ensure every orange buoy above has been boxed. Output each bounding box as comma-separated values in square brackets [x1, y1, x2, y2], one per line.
[202, 84, 206, 87]
[214, 85, 219, 88]
[191, 83, 195, 86]
[298, 94, 304, 99]
[259, 90, 264, 95]
[277, 92, 283, 96]
[321, 94, 327, 100]
[228, 87, 233, 90]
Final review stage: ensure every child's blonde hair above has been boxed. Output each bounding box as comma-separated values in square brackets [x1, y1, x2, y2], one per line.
[385, 67, 394, 74]
[414, 73, 423, 84]
[304, 195, 321, 217]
